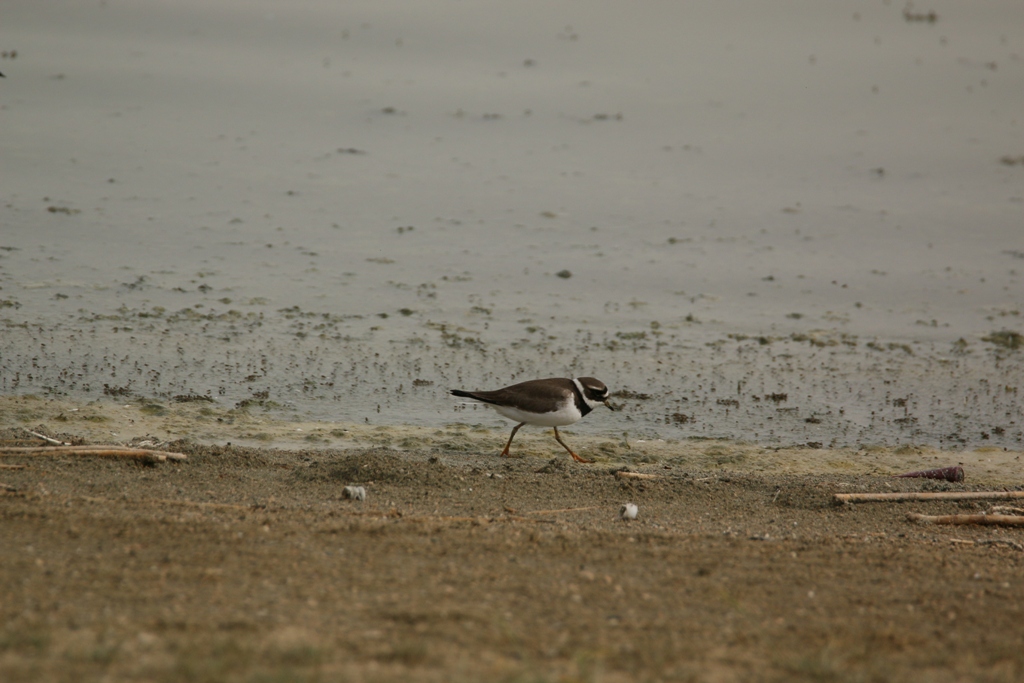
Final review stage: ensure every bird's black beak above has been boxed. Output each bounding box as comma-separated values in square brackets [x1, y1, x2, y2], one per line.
[603, 400, 616, 411]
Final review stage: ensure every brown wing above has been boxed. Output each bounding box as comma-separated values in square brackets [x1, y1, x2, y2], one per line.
[450, 378, 576, 408]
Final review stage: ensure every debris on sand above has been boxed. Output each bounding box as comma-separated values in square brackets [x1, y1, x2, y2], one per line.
[895, 465, 964, 482]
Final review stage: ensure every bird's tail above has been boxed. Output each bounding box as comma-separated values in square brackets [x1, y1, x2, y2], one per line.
[450, 389, 497, 406]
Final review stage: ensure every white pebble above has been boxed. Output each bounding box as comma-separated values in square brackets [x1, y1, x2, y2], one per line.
[619, 503, 638, 521]
[342, 486, 366, 501]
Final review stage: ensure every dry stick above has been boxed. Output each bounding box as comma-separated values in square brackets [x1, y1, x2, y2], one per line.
[0, 446, 187, 462]
[835, 490, 1024, 504]
[26, 430, 70, 446]
[907, 512, 1024, 527]
[0, 464, 27, 470]
[614, 471, 657, 480]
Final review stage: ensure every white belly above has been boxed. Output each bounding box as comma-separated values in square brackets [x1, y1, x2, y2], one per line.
[489, 401, 582, 427]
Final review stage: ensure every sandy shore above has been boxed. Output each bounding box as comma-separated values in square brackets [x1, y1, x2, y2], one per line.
[1, 421, 1023, 682]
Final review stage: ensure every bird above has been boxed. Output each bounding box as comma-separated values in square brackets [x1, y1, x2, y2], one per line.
[449, 377, 615, 462]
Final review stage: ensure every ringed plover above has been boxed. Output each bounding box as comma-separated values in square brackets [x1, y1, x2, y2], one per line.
[450, 377, 614, 462]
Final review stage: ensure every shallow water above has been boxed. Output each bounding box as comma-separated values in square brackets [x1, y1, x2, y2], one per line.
[2, 0, 1022, 448]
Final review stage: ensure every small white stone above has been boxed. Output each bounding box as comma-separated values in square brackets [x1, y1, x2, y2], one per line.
[619, 503, 638, 521]
[342, 486, 366, 501]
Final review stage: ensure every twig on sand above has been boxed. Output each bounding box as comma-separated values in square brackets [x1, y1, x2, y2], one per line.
[26, 430, 71, 446]
[614, 471, 657, 480]
[835, 491, 1024, 504]
[0, 445, 187, 463]
[907, 512, 1024, 527]
[895, 465, 963, 482]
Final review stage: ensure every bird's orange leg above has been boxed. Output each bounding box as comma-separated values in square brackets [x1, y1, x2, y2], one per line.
[500, 423, 525, 457]
[554, 426, 592, 463]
